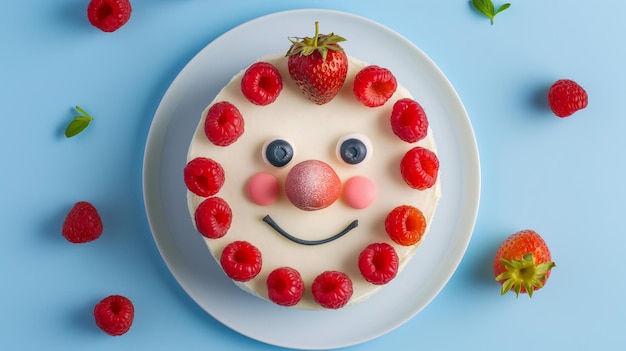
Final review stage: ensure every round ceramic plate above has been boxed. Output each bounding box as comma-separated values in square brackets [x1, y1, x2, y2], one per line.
[143, 8, 480, 350]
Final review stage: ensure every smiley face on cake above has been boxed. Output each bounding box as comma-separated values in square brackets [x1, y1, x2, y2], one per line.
[185, 24, 440, 309]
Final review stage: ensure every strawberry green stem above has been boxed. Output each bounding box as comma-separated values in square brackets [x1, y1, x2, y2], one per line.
[495, 253, 555, 298]
[313, 21, 319, 47]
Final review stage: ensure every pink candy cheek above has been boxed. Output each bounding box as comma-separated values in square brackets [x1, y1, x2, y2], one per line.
[247, 172, 280, 206]
[343, 176, 376, 209]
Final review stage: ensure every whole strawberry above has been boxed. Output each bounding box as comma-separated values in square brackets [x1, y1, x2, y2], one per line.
[87, 0, 132, 33]
[494, 229, 556, 297]
[286, 22, 348, 105]
[547, 79, 588, 117]
[94, 295, 134, 336]
[62, 201, 103, 243]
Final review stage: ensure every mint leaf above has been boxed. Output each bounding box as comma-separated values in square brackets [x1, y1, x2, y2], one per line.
[472, 0, 510, 25]
[65, 106, 93, 138]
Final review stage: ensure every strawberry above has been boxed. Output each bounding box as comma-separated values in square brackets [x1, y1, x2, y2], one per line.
[311, 271, 353, 309]
[220, 241, 262, 282]
[494, 229, 556, 298]
[266, 267, 304, 306]
[358, 243, 399, 285]
[94, 295, 134, 336]
[62, 201, 103, 243]
[241, 62, 283, 106]
[547, 79, 588, 117]
[384, 205, 426, 246]
[353, 65, 398, 107]
[286, 22, 348, 105]
[87, 0, 132, 33]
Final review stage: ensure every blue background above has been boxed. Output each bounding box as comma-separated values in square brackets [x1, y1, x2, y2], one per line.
[2, 1, 625, 350]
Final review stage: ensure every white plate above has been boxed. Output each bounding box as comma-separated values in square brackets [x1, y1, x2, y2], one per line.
[143, 8, 480, 350]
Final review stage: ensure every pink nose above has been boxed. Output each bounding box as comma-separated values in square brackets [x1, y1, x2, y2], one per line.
[284, 160, 341, 211]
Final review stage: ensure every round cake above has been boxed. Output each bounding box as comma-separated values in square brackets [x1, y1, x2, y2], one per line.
[185, 47, 441, 309]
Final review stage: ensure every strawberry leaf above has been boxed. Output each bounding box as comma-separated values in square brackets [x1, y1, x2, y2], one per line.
[65, 106, 93, 138]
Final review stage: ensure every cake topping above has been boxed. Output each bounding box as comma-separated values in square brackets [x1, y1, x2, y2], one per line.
[358, 242, 399, 285]
[204, 101, 245, 146]
[241, 61, 283, 106]
[311, 271, 353, 309]
[400, 146, 440, 190]
[353, 65, 398, 107]
[336, 133, 372, 166]
[220, 241, 262, 282]
[247, 172, 280, 206]
[284, 160, 341, 211]
[385, 205, 426, 246]
[390, 98, 429, 143]
[184, 157, 225, 197]
[286, 22, 348, 105]
[266, 267, 305, 307]
[194, 197, 232, 239]
[262, 215, 358, 246]
[342, 176, 376, 209]
[262, 138, 294, 167]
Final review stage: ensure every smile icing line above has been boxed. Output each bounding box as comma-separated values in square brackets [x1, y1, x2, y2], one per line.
[262, 215, 358, 246]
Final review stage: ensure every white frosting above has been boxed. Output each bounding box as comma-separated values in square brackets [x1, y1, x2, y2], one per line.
[187, 53, 441, 309]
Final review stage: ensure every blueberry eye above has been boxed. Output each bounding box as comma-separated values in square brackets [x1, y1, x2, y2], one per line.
[336, 134, 372, 166]
[262, 138, 294, 167]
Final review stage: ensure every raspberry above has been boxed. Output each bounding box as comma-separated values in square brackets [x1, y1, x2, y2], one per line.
[266, 267, 304, 306]
[93, 295, 134, 336]
[390, 98, 429, 143]
[400, 146, 439, 190]
[87, 0, 132, 33]
[220, 241, 262, 282]
[204, 101, 245, 146]
[62, 201, 103, 243]
[353, 65, 398, 107]
[311, 271, 353, 309]
[184, 157, 225, 197]
[358, 243, 399, 285]
[385, 205, 426, 246]
[547, 79, 588, 117]
[194, 197, 232, 239]
[241, 62, 283, 106]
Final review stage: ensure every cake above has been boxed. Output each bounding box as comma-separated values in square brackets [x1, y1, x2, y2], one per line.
[184, 30, 441, 310]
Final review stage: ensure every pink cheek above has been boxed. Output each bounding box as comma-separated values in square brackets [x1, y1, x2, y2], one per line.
[343, 176, 376, 209]
[247, 172, 280, 206]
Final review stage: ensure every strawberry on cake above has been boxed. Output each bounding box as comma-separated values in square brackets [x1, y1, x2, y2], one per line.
[184, 22, 441, 309]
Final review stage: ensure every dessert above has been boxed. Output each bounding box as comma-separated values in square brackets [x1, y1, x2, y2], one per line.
[185, 26, 441, 309]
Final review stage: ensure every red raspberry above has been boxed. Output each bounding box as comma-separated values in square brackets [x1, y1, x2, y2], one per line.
[194, 197, 232, 239]
[400, 146, 439, 190]
[220, 241, 262, 282]
[184, 157, 225, 197]
[390, 98, 429, 143]
[93, 295, 134, 336]
[62, 201, 103, 243]
[87, 0, 132, 33]
[311, 271, 353, 309]
[547, 79, 588, 117]
[204, 101, 245, 146]
[358, 243, 399, 285]
[353, 65, 398, 107]
[385, 205, 426, 246]
[266, 267, 304, 306]
[241, 62, 283, 106]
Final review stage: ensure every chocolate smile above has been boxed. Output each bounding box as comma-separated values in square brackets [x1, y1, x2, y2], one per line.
[262, 215, 358, 246]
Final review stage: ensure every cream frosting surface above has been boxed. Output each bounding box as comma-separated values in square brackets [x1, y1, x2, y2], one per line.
[187, 53, 441, 309]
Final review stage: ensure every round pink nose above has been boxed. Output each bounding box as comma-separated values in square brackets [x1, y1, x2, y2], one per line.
[284, 160, 341, 211]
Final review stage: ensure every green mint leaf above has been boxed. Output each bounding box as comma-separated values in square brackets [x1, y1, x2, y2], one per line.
[495, 3, 511, 15]
[65, 106, 93, 138]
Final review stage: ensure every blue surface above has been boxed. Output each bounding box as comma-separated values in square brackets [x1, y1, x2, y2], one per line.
[2, 1, 625, 350]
